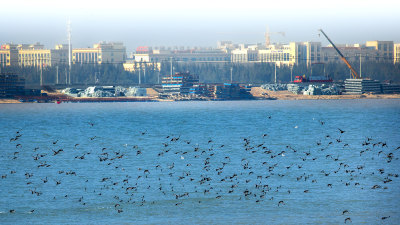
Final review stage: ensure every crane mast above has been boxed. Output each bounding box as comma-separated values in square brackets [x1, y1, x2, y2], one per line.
[319, 29, 360, 79]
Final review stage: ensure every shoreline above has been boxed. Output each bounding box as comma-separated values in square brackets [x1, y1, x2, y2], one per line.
[1, 87, 400, 104]
[250, 88, 400, 100]
[1, 95, 400, 104]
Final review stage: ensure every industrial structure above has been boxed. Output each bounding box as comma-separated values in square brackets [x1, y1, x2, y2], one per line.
[159, 71, 253, 100]
[161, 72, 200, 96]
[0, 73, 25, 98]
[318, 29, 400, 94]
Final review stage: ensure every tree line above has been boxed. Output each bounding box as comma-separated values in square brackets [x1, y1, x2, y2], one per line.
[1, 60, 399, 86]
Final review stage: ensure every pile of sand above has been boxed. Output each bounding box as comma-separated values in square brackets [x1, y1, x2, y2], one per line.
[251, 87, 400, 100]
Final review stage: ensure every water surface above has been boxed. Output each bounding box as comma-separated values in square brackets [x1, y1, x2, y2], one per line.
[1, 99, 399, 224]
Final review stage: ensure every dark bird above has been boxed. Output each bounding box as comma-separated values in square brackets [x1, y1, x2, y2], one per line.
[278, 200, 284, 206]
[338, 128, 345, 134]
[342, 210, 349, 215]
[53, 149, 63, 155]
[345, 217, 352, 223]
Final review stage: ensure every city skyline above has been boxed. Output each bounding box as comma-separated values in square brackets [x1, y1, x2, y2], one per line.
[1, 0, 399, 52]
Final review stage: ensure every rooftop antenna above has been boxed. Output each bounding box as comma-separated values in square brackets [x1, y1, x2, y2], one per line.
[265, 26, 285, 47]
[170, 57, 173, 77]
[67, 19, 72, 84]
[265, 26, 270, 46]
[230, 66, 233, 83]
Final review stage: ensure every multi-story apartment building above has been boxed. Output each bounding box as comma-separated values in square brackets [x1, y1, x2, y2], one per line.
[133, 46, 229, 63]
[365, 41, 394, 62]
[394, 43, 400, 64]
[18, 43, 68, 67]
[0, 44, 18, 67]
[231, 45, 259, 62]
[258, 44, 294, 66]
[217, 41, 238, 53]
[237, 42, 321, 66]
[321, 44, 381, 64]
[123, 61, 161, 72]
[72, 42, 126, 64]
[297, 42, 321, 66]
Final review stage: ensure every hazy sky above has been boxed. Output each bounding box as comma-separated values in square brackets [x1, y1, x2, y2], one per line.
[1, 0, 399, 52]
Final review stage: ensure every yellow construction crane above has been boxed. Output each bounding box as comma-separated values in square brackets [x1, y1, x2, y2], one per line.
[265, 26, 285, 46]
[319, 29, 360, 79]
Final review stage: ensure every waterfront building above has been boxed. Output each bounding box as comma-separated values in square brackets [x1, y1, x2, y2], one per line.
[133, 46, 230, 63]
[217, 41, 238, 53]
[72, 48, 99, 64]
[296, 42, 321, 66]
[123, 61, 161, 72]
[258, 44, 294, 66]
[366, 41, 394, 62]
[231, 45, 259, 62]
[321, 44, 380, 64]
[72, 42, 126, 64]
[394, 43, 400, 64]
[250, 42, 320, 66]
[0, 44, 19, 67]
[17, 43, 68, 67]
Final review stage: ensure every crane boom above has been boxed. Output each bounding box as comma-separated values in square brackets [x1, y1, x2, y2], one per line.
[319, 29, 360, 79]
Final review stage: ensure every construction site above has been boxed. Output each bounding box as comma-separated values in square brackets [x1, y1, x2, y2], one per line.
[1, 30, 400, 103]
[258, 29, 400, 98]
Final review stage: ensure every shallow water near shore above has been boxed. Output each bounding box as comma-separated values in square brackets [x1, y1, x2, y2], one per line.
[1, 99, 399, 224]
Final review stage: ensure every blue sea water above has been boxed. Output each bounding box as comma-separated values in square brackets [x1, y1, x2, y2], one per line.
[0, 99, 399, 224]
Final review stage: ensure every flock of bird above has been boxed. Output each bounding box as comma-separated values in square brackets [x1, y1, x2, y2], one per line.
[1, 118, 399, 224]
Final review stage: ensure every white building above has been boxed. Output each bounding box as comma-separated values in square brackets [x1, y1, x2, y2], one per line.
[133, 46, 230, 63]
[321, 45, 381, 64]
